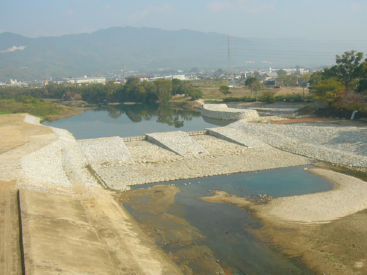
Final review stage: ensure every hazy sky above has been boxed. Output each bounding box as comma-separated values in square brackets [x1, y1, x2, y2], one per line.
[1, 0, 366, 40]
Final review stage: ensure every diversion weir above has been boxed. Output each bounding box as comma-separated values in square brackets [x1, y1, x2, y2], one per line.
[77, 125, 310, 190]
[76, 120, 367, 191]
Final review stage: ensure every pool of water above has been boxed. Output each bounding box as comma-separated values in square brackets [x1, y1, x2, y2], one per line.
[44, 104, 229, 139]
[126, 166, 332, 274]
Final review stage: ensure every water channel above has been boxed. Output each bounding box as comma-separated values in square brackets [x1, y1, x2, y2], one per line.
[123, 166, 332, 274]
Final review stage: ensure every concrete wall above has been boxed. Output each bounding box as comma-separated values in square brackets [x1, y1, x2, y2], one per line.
[201, 104, 259, 121]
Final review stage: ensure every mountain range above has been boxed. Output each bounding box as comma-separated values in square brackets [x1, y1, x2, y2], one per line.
[1, 26, 367, 81]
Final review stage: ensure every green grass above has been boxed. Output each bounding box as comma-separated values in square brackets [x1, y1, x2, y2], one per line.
[0, 96, 64, 119]
[0, 110, 12, 115]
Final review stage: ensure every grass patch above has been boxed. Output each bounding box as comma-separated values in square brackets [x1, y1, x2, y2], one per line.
[0, 96, 77, 121]
[0, 110, 11, 115]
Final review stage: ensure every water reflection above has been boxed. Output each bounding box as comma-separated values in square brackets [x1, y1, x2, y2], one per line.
[103, 104, 201, 128]
[45, 103, 225, 139]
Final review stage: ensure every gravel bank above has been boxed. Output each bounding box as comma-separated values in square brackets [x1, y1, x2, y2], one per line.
[259, 168, 367, 223]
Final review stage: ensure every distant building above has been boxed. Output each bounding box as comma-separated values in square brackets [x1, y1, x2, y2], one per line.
[172, 74, 187, 81]
[9, 79, 28, 87]
[66, 75, 106, 85]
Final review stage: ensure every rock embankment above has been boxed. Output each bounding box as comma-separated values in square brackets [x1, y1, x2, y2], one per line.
[231, 121, 367, 168]
[21, 122, 100, 191]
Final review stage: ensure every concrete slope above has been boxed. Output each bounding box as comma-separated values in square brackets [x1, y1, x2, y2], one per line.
[79, 136, 132, 165]
[207, 127, 267, 148]
[146, 131, 208, 157]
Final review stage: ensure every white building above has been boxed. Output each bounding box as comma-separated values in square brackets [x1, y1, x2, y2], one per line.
[66, 75, 106, 85]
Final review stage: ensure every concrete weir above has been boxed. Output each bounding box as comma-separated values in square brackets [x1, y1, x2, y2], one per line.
[78, 136, 132, 164]
[207, 126, 267, 148]
[146, 131, 208, 157]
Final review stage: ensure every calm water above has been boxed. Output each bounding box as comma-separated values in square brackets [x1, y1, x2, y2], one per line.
[44, 104, 229, 139]
[128, 166, 332, 274]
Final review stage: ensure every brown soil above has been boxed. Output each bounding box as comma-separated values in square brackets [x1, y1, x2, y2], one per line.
[0, 113, 51, 154]
[257, 210, 367, 275]
[117, 185, 225, 274]
[270, 117, 333, 124]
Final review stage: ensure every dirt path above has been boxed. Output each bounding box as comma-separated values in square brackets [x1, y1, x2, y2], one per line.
[0, 114, 51, 275]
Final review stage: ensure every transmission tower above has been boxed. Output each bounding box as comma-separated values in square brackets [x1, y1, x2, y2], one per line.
[227, 34, 232, 74]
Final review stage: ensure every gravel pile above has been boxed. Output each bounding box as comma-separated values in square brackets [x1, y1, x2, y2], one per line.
[230, 121, 367, 168]
[146, 131, 208, 157]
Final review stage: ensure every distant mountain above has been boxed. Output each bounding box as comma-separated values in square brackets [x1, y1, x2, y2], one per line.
[0, 26, 366, 81]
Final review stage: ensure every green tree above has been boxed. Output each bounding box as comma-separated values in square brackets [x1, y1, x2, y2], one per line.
[310, 78, 345, 105]
[332, 50, 364, 89]
[277, 74, 299, 87]
[277, 69, 287, 76]
[245, 77, 262, 99]
[219, 85, 231, 95]
[154, 79, 172, 104]
[187, 88, 202, 100]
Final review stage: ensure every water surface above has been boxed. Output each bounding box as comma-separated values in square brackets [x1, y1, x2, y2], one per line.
[126, 166, 332, 274]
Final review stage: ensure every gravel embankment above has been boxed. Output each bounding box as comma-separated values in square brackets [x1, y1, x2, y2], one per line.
[231, 121, 367, 168]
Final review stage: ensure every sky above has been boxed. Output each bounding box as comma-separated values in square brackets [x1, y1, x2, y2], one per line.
[1, 0, 367, 41]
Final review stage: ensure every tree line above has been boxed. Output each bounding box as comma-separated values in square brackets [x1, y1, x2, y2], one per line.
[309, 50, 367, 114]
[0, 78, 203, 105]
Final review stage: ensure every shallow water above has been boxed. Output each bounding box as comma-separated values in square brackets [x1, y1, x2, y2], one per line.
[126, 166, 332, 274]
[44, 104, 229, 139]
